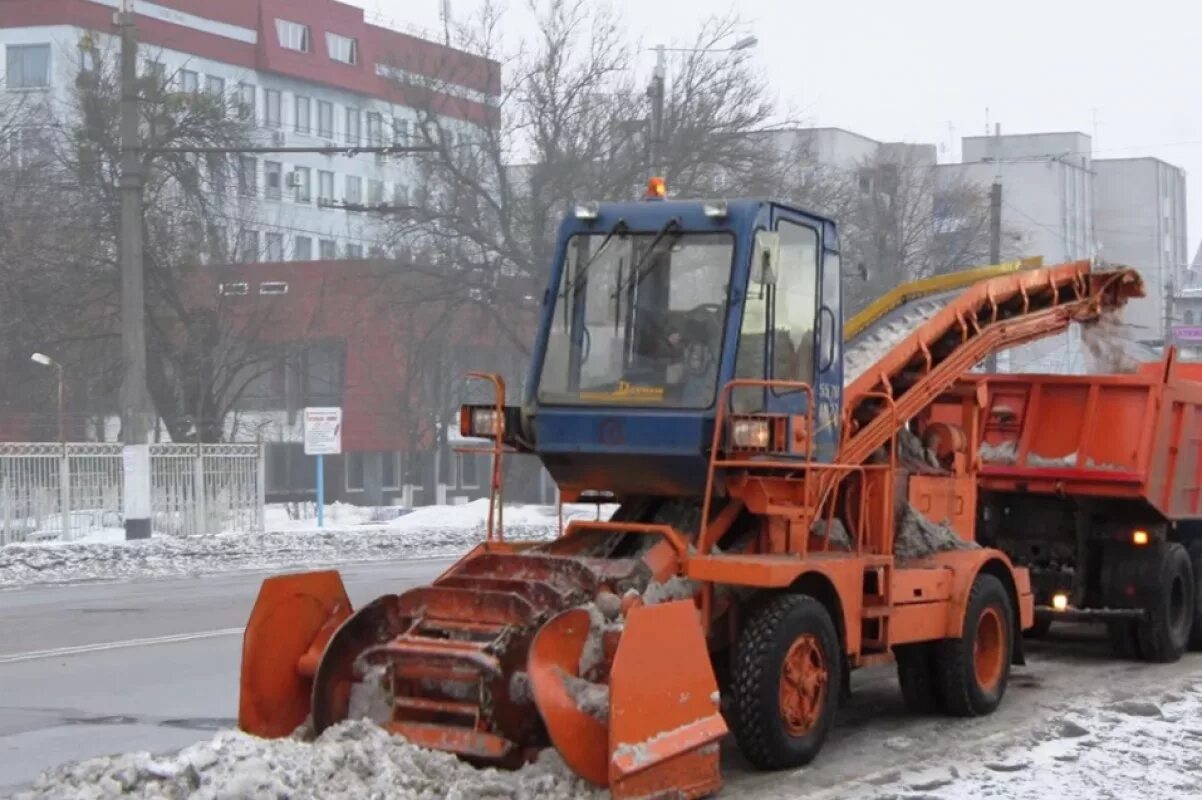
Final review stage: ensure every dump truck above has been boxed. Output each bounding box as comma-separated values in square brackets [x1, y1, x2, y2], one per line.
[919, 355, 1202, 662]
[237, 183, 1141, 799]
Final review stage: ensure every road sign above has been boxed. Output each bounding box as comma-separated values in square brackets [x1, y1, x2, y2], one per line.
[303, 407, 342, 455]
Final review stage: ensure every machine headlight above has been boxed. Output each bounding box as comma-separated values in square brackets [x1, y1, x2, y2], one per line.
[460, 406, 501, 438]
[1132, 529, 1149, 546]
[1051, 593, 1069, 611]
[731, 419, 771, 450]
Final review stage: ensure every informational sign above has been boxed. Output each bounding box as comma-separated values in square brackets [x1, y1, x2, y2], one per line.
[303, 407, 342, 455]
[1173, 326, 1202, 343]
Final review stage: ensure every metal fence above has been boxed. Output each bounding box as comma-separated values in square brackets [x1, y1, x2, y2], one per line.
[0, 442, 264, 544]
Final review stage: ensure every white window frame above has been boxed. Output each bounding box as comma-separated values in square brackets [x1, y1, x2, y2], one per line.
[293, 166, 312, 203]
[205, 75, 225, 97]
[345, 108, 361, 145]
[294, 236, 312, 261]
[179, 69, 199, 93]
[345, 175, 362, 205]
[344, 452, 365, 492]
[318, 239, 337, 259]
[237, 82, 256, 121]
[260, 281, 289, 295]
[458, 453, 480, 489]
[6, 44, 51, 90]
[239, 230, 260, 262]
[276, 19, 311, 52]
[219, 282, 249, 296]
[264, 160, 282, 200]
[318, 170, 335, 206]
[366, 111, 383, 146]
[346, 243, 363, 260]
[264, 88, 281, 128]
[326, 33, 359, 65]
[317, 100, 334, 139]
[382, 452, 401, 491]
[264, 232, 284, 262]
[295, 95, 311, 134]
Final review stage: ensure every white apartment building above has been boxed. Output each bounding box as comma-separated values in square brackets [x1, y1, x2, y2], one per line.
[0, 0, 498, 265]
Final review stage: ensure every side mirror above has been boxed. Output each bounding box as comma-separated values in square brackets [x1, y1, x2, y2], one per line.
[753, 231, 780, 286]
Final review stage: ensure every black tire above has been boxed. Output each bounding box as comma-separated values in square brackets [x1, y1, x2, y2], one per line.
[730, 594, 842, 771]
[1106, 620, 1142, 659]
[934, 574, 1013, 717]
[1133, 542, 1193, 663]
[1024, 616, 1053, 640]
[895, 642, 942, 714]
[1187, 541, 1202, 652]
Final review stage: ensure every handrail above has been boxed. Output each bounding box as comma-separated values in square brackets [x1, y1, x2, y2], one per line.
[700, 378, 816, 556]
[464, 372, 507, 545]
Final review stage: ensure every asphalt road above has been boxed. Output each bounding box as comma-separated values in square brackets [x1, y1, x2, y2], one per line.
[4, 561, 1202, 798]
[0, 559, 454, 792]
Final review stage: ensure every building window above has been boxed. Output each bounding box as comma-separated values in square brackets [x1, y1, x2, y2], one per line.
[319, 239, 337, 259]
[392, 117, 410, 144]
[326, 33, 359, 65]
[275, 19, 311, 52]
[219, 282, 249, 296]
[237, 82, 255, 120]
[264, 161, 282, 200]
[11, 127, 52, 168]
[318, 170, 335, 206]
[1187, 310, 1195, 325]
[260, 281, 289, 295]
[295, 95, 311, 134]
[6, 44, 50, 89]
[206, 75, 225, 97]
[393, 183, 410, 207]
[345, 108, 360, 145]
[294, 236, 312, 260]
[238, 156, 257, 196]
[265, 232, 284, 262]
[345, 452, 365, 492]
[459, 454, 479, 489]
[366, 112, 384, 146]
[382, 453, 400, 491]
[143, 59, 166, 84]
[368, 179, 384, 205]
[317, 100, 334, 139]
[264, 89, 281, 128]
[346, 243, 363, 260]
[345, 175, 362, 204]
[239, 230, 260, 262]
[292, 166, 311, 202]
[179, 69, 198, 93]
[207, 154, 227, 195]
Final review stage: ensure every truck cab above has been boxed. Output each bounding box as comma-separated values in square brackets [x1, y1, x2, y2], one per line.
[517, 193, 843, 499]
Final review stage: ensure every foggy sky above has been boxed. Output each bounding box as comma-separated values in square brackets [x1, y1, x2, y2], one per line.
[353, 0, 1202, 262]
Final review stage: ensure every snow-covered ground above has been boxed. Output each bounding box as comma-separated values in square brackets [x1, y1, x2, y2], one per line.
[0, 501, 617, 588]
[12, 668, 1202, 799]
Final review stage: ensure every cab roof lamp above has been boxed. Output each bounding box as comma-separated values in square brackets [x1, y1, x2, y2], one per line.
[574, 202, 600, 220]
[703, 200, 728, 219]
[645, 176, 667, 200]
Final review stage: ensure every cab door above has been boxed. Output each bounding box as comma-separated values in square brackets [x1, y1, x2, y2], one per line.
[732, 206, 841, 460]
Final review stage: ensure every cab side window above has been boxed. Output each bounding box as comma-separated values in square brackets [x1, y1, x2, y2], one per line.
[772, 220, 819, 385]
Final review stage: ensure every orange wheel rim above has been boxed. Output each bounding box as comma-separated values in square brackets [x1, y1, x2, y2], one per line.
[779, 634, 828, 736]
[973, 607, 1005, 692]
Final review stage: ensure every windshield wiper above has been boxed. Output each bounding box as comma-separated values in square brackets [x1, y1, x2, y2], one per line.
[566, 219, 628, 296]
[615, 217, 682, 297]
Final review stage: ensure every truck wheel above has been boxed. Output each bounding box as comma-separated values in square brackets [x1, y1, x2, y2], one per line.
[1187, 541, 1202, 652]
[730, 594, 842, 770]
[935, 574, 1013, 717]
[1133, 542, 1193, 663]
[895, 642, 942, 713]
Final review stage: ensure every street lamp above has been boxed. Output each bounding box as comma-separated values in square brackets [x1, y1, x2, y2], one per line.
[30, 353, 65, 447]
[647, 33, 758, 177]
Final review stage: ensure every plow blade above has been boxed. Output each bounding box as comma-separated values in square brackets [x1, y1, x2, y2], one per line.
[529, 600, 726, 799]
[239, 570, 352, 738]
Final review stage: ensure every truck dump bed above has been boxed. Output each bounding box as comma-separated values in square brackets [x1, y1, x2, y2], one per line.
[965, 358, 1202, 519]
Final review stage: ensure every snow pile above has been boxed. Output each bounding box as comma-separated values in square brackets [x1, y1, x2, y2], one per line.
[12, 721, 604, 800]
[894, 503, 977, 560]
[980, 440, 1018, 465]
[837, 678, 1202, 800]
[0, 502, 616, 587]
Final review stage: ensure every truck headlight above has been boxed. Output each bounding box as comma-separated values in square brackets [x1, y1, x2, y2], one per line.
[1051, 593, 1069, 611]
[731, 419, 771, 450]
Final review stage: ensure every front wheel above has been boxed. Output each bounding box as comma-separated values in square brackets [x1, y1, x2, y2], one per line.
[730, 595, 842, 771]
[935, 574, 1014, 717]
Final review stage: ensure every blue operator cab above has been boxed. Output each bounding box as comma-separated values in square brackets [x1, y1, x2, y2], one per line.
[490, 185, 843, 500]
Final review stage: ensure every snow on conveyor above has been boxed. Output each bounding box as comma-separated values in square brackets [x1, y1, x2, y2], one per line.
[843, 301, 945, 386]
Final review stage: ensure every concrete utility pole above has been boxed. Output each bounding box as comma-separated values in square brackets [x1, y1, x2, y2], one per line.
[118, 0, 154, 540]
[983, 180, 1003, 373]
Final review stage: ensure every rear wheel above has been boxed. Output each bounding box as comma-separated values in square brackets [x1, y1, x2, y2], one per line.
[1133, 543, 1193, 663]
[935, 574, 1013, 717]
[730, 594, 842, 770]
[1187, 541, 1202, 652]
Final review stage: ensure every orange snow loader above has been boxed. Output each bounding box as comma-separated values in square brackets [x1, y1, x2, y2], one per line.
[238, 191, 1142, 798]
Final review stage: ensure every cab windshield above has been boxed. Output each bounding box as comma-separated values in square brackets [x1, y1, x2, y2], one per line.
[537, 229, 735, 408]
